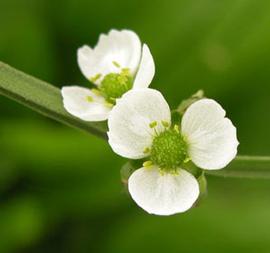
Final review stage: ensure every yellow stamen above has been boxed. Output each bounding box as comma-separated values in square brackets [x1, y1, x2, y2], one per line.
[92, 88, 101, 95]
[90, 73, 102, 83]
[143, 161, 153, 168]
[161, 121, 170, 128]
[86, 96, 93, 102]
[149, 121, 157, 128]
[143, 147, 150, 154]
[104, 101, 113, 108]
[112, 61, 121, 68]
[174, 124, 180, 133]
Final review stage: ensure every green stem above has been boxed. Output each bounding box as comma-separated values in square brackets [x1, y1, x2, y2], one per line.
[205, 156, 270, 179]
[0, 61, 270, 179]
[0, 61, 107, 139]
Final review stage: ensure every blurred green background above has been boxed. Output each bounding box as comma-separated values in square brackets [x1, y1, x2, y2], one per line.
[1, 0, 270, 252]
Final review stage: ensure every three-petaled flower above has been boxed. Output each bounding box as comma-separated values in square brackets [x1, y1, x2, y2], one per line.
[61, 29, 155, 121]
[108, 88, 239, 215]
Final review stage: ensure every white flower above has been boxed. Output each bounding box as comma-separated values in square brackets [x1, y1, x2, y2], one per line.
[61, 29, 155, 121]
[108, 88, 239, 215]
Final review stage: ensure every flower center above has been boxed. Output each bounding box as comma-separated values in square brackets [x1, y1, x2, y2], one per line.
[99, 68, 133, 104]
[150, 127, 188, 172]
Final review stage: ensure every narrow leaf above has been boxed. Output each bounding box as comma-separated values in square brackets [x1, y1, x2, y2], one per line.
[0, 62, 107, 139]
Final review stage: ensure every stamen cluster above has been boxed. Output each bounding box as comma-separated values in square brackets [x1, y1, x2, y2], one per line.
[150, 127, 188, 172]
[99, 69, 133, 103]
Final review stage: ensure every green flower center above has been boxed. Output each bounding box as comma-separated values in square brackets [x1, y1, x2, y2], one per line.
[99, 69, 133, 104]
[150, 127, 188, 172]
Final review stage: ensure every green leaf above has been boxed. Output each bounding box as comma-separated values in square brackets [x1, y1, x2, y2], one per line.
[0, 61, 107, 139]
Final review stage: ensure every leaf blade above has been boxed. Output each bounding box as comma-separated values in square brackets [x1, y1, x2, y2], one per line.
[0, 62, 107, 139]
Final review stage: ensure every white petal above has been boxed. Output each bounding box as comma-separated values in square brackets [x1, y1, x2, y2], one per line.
[77, 46, 96, 82]
[108, 88, 171, 159]
[181, 99, 239, 170]
[133, 44, 155, 89]
[77, 29, 141, 84]
[128, 166, 199, 216]
[61, 86, 111, 121]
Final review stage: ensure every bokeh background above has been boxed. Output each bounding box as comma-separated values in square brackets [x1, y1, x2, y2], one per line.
[1, 0, 270, 252]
